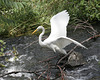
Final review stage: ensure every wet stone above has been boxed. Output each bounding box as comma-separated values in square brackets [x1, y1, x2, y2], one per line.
[0, 25, 100, 80]
[67, 51, 86, 67]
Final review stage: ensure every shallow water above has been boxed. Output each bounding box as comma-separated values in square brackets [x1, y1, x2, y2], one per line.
[0, 27, 100, 80]
[66, 55, 100, 80]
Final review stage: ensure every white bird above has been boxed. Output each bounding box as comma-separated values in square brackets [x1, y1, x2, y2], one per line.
[32, 10, 86, 54]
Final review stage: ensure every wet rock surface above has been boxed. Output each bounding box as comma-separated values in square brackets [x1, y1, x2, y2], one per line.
[67, 51, 85, 67]
[0, 26, 100, 80]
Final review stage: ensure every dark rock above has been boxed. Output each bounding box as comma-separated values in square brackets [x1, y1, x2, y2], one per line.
[0, 25, 100, 80]
[67, 51, 86, 67]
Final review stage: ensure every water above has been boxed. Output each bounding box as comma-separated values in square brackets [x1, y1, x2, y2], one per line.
[66, 55, 100, 80]
[0, 27, 100, 80]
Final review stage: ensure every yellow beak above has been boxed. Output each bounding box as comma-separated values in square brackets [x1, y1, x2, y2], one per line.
[32, 29, 37, 34]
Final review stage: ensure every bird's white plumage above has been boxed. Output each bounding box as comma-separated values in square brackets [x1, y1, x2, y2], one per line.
[33, 10, 86, 54]
[52, 37, 86, 49]
[50, 10, 69, 38]
[44, 10, 70, 43]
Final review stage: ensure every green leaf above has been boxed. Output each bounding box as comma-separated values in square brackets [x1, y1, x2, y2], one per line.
[0, 52, 3, 56]
[80, 0, 85, 5]
[0, 63, 5, 67]
[0, 40, 4, 43]
[1, 48, 4, 52]
[96, 13, 100, 20]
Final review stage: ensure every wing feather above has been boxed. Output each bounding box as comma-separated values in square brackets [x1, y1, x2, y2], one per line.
[48, 10, 70, 39]
[52, 37, 87, 49]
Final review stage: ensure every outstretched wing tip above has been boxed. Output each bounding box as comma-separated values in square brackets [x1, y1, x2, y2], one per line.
[63, 10, 69, 13]
[61, 10, 69, 14]
[50, 10, 70, 22]
[62, 10, 70, 18]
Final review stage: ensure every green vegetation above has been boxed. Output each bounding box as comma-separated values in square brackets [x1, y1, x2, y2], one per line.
[0, 0, 100, 37]
[0, 40, 6, 56]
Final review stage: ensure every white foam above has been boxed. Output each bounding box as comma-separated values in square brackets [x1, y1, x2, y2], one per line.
[87, 55, 99, 62]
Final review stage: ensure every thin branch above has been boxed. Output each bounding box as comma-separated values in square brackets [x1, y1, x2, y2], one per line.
[57, 65, 66, 80]
[24, 40, 38, 49]
[73, 19, 97, 35]
[0, 70, 38, 77]
[39, 55, 58, 63]
[38, 70, 48, 79]
[0, 69, 48, 78]
[47, 72, 51, 80]
[24, 37, 47, 49]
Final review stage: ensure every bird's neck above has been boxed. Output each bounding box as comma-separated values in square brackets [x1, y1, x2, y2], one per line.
[39, 27, 45, 46]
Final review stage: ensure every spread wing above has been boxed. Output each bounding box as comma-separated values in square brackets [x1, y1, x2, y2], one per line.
[48, 10, 70, 39]
[52, 37, 87, 49]
[44, 10, 70, 44]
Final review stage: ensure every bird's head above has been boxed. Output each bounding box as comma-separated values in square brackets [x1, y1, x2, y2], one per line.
[32, 26, 43, 34]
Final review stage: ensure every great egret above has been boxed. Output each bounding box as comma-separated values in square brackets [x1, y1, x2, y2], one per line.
[32, 10, 86, 54]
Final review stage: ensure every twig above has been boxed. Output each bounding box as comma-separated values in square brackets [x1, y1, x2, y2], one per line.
[39, 55, 58, 63]
[57, 65, 66, 80]
[38, 69, 48, 79]
[73, 19, 97, 35]
[57, 34, 100, 64]
[0, 69, 49, 78]
[24, 37, 47, 49]
[46, 71, 51, 80]
[24, 40, 38, 49]
[0, 70, 38, 77]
